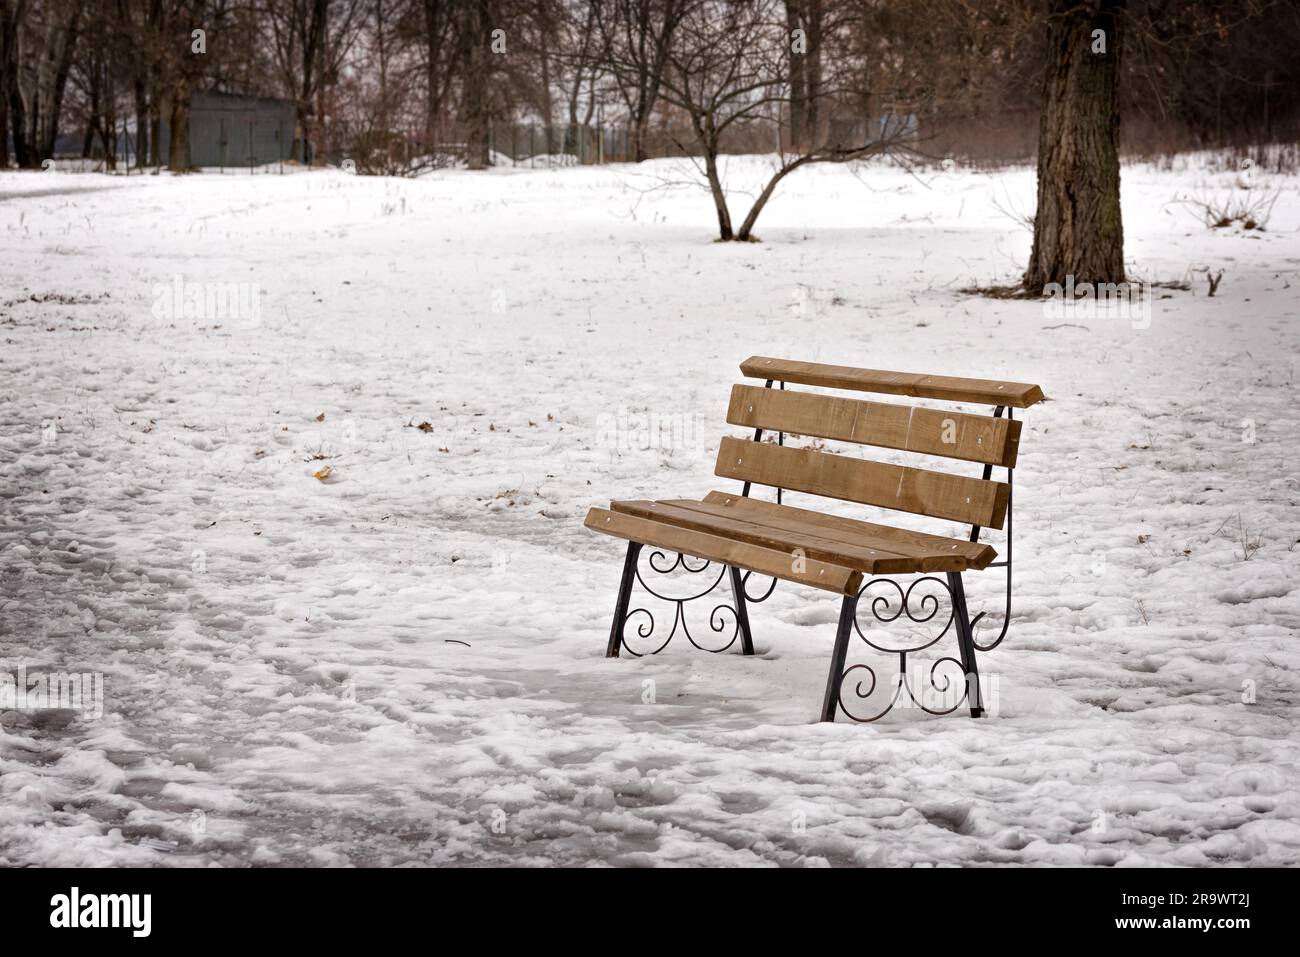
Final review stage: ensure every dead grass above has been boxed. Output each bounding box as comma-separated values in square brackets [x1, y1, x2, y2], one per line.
[959, 283, 1038, 299]
[1215, 513, 1263, 561]
[1169, 185, 1281, 231]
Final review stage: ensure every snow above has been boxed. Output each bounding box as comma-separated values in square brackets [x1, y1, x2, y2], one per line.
[1, 154, 1299, 866]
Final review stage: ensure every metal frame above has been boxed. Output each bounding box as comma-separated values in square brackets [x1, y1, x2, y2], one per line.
[824, 574, 978, 722]
[600, 381, 1017, 723]
[604, 544, 767, 658]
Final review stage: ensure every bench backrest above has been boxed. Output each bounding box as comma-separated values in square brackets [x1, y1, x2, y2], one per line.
[716, 356, 1046, 531]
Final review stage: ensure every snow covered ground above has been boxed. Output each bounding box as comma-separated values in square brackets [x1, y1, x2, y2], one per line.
[1, 154, 1298, 867]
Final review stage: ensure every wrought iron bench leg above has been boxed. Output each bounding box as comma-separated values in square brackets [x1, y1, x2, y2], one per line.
[605, 542, 643, 658]
[602, 547, 762, 657]
[819, 593, 860, 722]
[728, 566, 756, 656]
[946, 572, 985, 718]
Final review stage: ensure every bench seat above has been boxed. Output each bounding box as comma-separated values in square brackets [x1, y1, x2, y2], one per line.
[585, 489, 997, 589]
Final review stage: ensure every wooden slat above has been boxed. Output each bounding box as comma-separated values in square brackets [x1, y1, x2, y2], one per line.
[610, 500, 931, 574]
[740, 356, 1046, 409]
[698, 491, 997, 570]
[714, 436, 1010, 529]
[727, 383, 1021, 468]
[585, 508, 862, 595]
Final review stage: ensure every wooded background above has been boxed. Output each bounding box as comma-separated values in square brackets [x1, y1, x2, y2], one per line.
[2, 0, 1297, 175]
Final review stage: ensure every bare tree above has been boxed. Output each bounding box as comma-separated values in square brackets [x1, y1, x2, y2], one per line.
[333, 0, 432, 174]
[69, 0, 113, 164]
[266, 0, 362, 164]
[122, 0, 151, 167]
[160, 0, 209, 171]
[13, 0, 1298, 178]
[0, 0, 28, 167]
[783, 0, 823, 151]
[596, 0, 685, 162]
[417, 0, 454, 151]
[512, 0, 560, 154]
[658, 0, 915, 241]
[453, 0, 494, 168]
[5, 0, 82, 168]
[145, 0, 165, 165]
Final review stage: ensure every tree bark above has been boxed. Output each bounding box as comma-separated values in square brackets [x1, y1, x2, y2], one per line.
[631, 116, 648, 163]
[1024, 0, 1126, 291]
[704, 150, 732, 240]
[785, 0, 824, 151]
[460, 0, 491, 169]
[423, 0, 445, 150]
[167, 73, 190, 171]
[100, 76, 117, 171]
[148, 89, 161, 165]
[804, 0, 823, 148]
[785, 0, 806, 150]
[0, 0, 20, 169]
[146, 0, 163, 166]
[694, 113, 731, 240]
[297, 0, 329, 165]
[133, 75, 148, 167]
[83, 56, 100, 157]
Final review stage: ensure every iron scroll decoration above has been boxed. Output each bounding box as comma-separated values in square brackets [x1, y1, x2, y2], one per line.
[612, 559, 980, 719]
[837, 576, 971, 722]
[616, 550, 777, 657]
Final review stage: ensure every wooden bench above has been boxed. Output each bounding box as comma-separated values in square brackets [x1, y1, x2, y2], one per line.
[585, 356, 1045, 722]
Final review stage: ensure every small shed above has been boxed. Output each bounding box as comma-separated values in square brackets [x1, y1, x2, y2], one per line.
[160, 92, 298, 168]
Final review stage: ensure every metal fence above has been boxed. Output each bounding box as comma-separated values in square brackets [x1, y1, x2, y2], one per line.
[488, 122, 638, 166]
[58, 110, 915, 174]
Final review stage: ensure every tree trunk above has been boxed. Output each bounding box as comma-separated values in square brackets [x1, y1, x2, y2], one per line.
[133, 76, 148, 167]
[805, 0, 823, 148]
[632, 115, 648, 163]
[294, 103, 311, 165]
[538, 42, 554, 160]
[699, 125, 732, 240]
[146, 0, 163, 166]
[2, 0, 27, 167]
[460, 0, 491, 169]
[293, 0, 328, 166]
[706, 157, 732, 239]
[8, 81, 27, 166]
[167, 74, 190, 171]
[0, 0, 16, 169]
[101, 67, 116, 170]
[423, 0, 448, 153]
[785, 0, 824, 152]
[785, 0, 806, 150]
[1024, 0, 1126, 291]
[737, 158, 810, 240]
[83, 51, 101, 158]
[149, 90, 161, 166]
[5, 1, 79, 168]
[33, 5, 80, 163]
